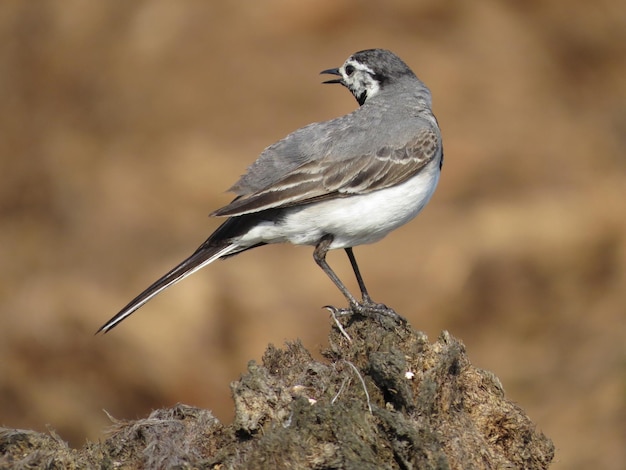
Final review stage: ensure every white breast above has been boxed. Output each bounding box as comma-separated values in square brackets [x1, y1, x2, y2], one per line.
[238, 158, 441, 250]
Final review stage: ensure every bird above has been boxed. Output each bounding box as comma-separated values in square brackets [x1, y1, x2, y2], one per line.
[98, 49, 443, 333]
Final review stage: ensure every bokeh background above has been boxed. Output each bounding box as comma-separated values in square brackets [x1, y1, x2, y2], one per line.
[1, 1, 624, 468]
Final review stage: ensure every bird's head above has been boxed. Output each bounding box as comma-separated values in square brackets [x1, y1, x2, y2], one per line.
[321, 49, 416, 106]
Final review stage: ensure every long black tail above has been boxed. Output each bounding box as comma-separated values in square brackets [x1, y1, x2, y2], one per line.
[97, 209, 284, 333]
[97, 242, 236, 333]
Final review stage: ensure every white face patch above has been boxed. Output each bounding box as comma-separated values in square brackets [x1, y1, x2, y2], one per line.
[340, 59, 381, 104]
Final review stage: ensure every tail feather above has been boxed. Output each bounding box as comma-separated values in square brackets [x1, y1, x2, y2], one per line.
[97, 244, 237, 333]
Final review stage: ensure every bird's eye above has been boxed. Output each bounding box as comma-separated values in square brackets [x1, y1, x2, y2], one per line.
[344, 65, 355, 76]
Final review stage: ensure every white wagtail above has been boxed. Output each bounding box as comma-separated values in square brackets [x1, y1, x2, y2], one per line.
[98, 49, 443, 333]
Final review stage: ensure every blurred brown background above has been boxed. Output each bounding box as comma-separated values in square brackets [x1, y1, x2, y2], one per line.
[1, 1, 624, 468]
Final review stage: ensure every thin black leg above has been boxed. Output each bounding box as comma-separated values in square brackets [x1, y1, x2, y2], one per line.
[345, 247, 397, 316]
[314, 237, 398, 318]
[313, 236, 359, 307]
[344, 248, 372, 303]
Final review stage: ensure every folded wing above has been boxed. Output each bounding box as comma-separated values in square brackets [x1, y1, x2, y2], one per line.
[213, 127, 440, 217]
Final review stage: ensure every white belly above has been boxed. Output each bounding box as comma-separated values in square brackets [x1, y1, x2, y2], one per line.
[238, 159, 440, 250]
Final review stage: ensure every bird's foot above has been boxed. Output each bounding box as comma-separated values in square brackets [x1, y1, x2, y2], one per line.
[356, 295, 400, 317]
[324, 299, 401, 319]
[323, 305, 354, 317]
[324, 300, 408, 334]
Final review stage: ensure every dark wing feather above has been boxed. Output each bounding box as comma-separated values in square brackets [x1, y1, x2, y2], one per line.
[213, 127, 440, 217]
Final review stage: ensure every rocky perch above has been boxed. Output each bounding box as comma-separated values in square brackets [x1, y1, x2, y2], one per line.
[0, 311, 554, 469]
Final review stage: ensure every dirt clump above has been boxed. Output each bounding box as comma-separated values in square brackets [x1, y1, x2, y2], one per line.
[0, 311, 553, 469]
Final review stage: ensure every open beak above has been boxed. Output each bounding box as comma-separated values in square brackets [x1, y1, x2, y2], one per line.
[320, 67, 343, 84]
